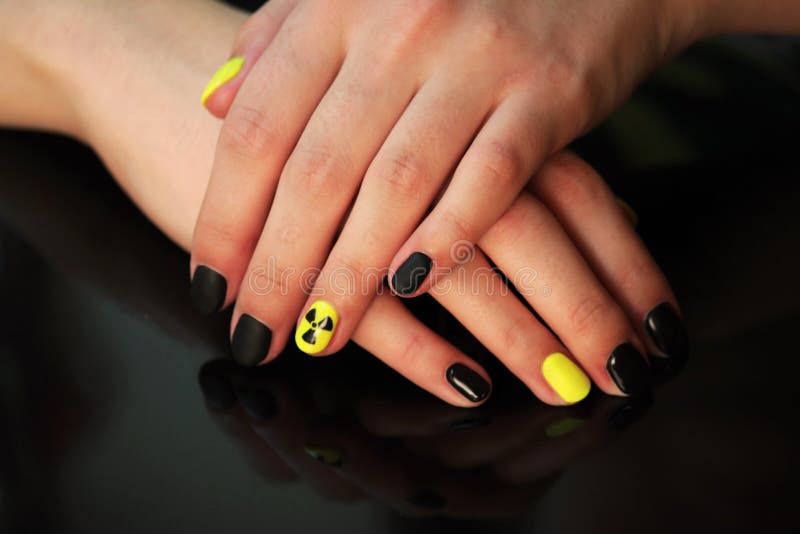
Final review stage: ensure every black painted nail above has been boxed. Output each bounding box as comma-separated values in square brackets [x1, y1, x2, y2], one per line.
[231, 314, 272, 367]
[391, 252, 432, 296]
[304, 444, 344, 467]
[406, 490, 447, 509]
[190, 266, 227, 315]
[237, 389, 279, 422]
[198, 361, 236, 412]
[645, 302, 690, 363]
[446, 364, 491, 403]
[606, 343, 650, 396]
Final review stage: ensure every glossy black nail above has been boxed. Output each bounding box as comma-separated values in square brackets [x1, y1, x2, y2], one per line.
[606, 343, 650, 396]
[197, 361, 236, 412]
[446, 364, 491, 403]
[231, 314, 272, 367]
[392, 252, 432, 295]
[190, 265, 227, 315]
[645, 302, 690, 362]
[406, 490, 447, 509]
[237, 389, 279, 422]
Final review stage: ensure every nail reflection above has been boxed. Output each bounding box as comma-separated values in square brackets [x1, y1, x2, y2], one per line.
[197, 351, 653, 519]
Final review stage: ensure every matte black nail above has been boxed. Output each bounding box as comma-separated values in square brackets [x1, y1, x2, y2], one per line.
[645, 302, 690, 362]
[231, 314, 272, 367]
[190, 266, 227, 315]
[237, 389, 279, 422]
[392, 252, 432, 295]
[606, 343, 650, 396]
[197, 361, 236, 412]
[406, 490, 447, 509]
[446, 364, 491, 403]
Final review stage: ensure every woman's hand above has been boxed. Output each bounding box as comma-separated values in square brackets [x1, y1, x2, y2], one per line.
[189, 0, 703, 363]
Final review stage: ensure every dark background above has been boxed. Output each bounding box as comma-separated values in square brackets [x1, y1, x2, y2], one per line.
[1, 2, 798, 532]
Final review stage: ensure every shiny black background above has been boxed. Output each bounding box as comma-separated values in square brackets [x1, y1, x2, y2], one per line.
[1, 5, 798, 532]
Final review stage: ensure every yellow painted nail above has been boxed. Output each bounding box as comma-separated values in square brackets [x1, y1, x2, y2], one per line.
[295, 300, 338, 355]
[201, 56, 245, 106]
[542, 353, 591, 404]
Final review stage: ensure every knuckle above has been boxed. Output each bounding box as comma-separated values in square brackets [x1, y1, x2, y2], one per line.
[616, 255, 655, 295]
[374, 150, 428, 201]
[220, 105, 279, 161]
[568, 294, 615, 336]
[437, 208, 476, 244]
[395, 331, 426, 368]
[484, 196, 545, 249]
[541, 152, 604, 208]
[194, 212, 240, 251]
[244, 256, 296, 298]
[470, 138, 526, 190]
[286, 146, 351, 200]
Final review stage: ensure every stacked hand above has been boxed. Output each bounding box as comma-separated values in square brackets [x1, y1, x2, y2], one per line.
[190, 0, 695, 404]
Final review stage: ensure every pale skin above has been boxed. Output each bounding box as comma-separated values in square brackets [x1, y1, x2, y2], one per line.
[1, 0, 798, 406]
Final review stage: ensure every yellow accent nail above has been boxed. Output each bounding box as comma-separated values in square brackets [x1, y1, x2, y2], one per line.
[295, 300, 338, 355]
[542, 353, 591, 404]
[201, 56, 245, 106]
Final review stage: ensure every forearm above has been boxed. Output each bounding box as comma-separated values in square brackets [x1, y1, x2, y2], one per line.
[701, 0, 800, 36]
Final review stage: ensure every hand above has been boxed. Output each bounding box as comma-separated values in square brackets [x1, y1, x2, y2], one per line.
[189, 0, 703, 365]
[5, 0, 689, 405]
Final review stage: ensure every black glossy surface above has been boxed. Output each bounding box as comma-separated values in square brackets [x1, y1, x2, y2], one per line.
[2, 36, 799, 534]
[645, 302, 690, 362]
[446, 363, 491, 403]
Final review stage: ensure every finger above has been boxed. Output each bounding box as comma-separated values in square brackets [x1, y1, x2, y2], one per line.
[296, 72, 494, 356]
[351, 293, 493, 407]
[190, 1, 343, 316]
[431, 247, 591, 405]
[230, 41, 420, 365]
[529, 151, 689, 373]
[388, 92, 554, 297]
[201, 0, 300, 116]
[479, 193, 651, 397]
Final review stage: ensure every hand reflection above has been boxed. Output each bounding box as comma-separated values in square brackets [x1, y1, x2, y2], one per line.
[197, 352, 651, 519]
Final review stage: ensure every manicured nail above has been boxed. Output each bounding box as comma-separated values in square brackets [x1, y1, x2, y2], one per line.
[304, 444, 344, 467]
[542, 353, 591, 404]
[392, 252, 432, 295]
[645, 302, 689, 362]
[606, 343, 650, 396]
[190, 265, 227, 315]
[201, 56, 244, 105]
[295, 300, 338, 355]
[231, 314, 272, 367]
[544, 417, 587, 438]
[237, 389, 279, 422]
[406, 490, 447, 509]
[445, 364, 491, 403]
[197, 360, 236, 412]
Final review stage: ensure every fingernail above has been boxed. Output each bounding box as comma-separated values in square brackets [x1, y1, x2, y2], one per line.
[606, 343, 650, 396]
[391, 252, 432, 296]
[231, 314, 273, 367]
[645, 302, 689, 363]
[542, 353, 591, 404]
[304, 444, 344, 467]
[201, 56, 244, 106]
[544, 417, 587, 438]
[197, 361, 236, 412]
[190, 265, 227, 315]
[295, 300, 338, 355]
[406, 490, 447, 509]
[446, 364, 491, 403]
[237, 389, 279, 422]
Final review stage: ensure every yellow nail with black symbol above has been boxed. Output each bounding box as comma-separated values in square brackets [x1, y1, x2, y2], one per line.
[542, 353, 591, 404]
[201, 56, 244, 106]
[295, 300, 338, 355]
